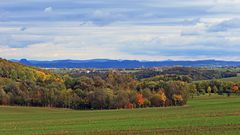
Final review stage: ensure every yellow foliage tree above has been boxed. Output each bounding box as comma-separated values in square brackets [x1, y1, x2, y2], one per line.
[172, 94, 183, 105]
[159, 90, 167, 103]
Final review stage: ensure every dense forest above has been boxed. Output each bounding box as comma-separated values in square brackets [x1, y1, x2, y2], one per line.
[0, 58, 239, 110]
[133, 67, 237, 80]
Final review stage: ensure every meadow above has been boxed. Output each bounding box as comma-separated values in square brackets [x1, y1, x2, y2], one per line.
[216, 76, 240, 82]
[0, 95, 240, 135]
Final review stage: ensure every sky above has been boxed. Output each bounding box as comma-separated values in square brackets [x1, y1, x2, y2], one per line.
[1, 0, 240, 61]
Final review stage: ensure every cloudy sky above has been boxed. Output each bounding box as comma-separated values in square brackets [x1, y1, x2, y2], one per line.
[1, 0, 240, 60]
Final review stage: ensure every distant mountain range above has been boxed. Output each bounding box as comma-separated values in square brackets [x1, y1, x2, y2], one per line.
[11, 59, 240, 68]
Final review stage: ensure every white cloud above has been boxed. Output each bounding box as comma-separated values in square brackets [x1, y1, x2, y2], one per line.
[0, 0, 240, 60]
[92, 10, 111, 18]
[216, 0, 240, 4]
[44, 6, 53, 13]
[208, 18, 240, 32]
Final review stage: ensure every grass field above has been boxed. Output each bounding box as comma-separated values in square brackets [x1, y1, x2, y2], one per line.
[0, 95, 240, 135]
[193, 76, 240, 83]
[216, 76, 240, 82]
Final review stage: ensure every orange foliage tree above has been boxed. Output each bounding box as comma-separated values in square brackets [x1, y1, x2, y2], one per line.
[232, 85, 239, 93]
[136, 93, 144, 107]
[172, 94, 183, 105]
[127, 103, 134, 109]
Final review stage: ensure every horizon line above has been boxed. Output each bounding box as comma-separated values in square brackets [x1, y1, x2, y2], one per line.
[7, 58, 240, 62]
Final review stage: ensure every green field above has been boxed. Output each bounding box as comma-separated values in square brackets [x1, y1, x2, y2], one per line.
[216, 76, 240, 82]
[193, 76, 240, 83]
[0, 95, 240, 135]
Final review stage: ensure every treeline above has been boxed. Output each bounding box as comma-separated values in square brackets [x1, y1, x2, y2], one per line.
[0, 59, 194, 109]
[133, 67, 237, 80]
[0, 59, 239, 110]
[194, 80, 240, 96]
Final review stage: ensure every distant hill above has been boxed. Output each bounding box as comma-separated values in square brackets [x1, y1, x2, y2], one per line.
[12, 59, 240, 68]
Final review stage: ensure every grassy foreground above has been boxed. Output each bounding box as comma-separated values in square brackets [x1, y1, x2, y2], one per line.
[0, 95, 240, 135]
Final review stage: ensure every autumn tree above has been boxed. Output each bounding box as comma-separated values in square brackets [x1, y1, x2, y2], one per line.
[231, 85, 238, 93]
[189, 84, 197, 98]
[172, 94, 183, 105]
[113, 90, 129, 109]
[207, 86, 211, 96]
[164, 81, 189, 105]
[212, 86, 218, 94]
[136, 93, 144, 107]
[89, 89, 108, 109]
[150, 90, 167, 107]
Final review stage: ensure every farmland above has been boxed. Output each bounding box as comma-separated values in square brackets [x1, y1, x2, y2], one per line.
[2, 0, 240, 134]
[0, 95, 240, 135]
[216, 76, 240, 82]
